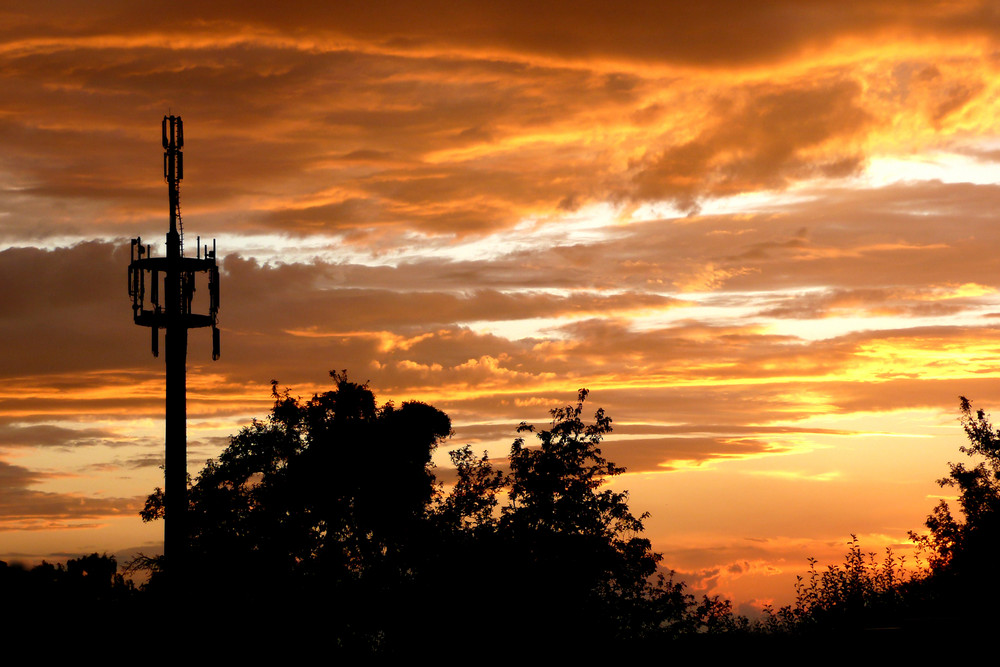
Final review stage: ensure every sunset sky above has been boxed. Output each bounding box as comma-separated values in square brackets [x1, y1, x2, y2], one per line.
[4, 1, 1000, 612]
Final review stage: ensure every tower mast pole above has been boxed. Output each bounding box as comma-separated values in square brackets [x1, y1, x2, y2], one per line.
[163, 115, 188, 581]
[129, 116, 220, 588]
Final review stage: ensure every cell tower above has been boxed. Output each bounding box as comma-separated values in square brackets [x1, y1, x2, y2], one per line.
[128, 115, 220, 581]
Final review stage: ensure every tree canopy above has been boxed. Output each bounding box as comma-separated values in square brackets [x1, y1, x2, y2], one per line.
[143, 372, 449, 594]
[493, 391, 677, 641]
[903, 396, 1000, 620]
[31, 384, 1000, 649]
[139, 375, 693, 650]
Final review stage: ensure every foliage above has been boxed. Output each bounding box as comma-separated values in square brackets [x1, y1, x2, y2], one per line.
[139, 379, 716, 649]
[0, 553, 135, 616]
[46, 385, 1000, 646]
[760, 535, 914, 633]
[133, 386, 1000, 646]
[896, 396, 1000, 625]
[752, 396, 1000, 637]
[409, 388, 699, 646]
[494, 389, 679, 641]
[141, 371, 451, 605]
[908, 396, 1000, 574]
[434, 444, 505, 533]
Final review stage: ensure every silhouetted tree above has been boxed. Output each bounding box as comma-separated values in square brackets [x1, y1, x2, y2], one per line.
[422, 389, 697, 650]
[904, 396, 1000, 623]
[0, 553, 135, 629]
[496, 389, 675, 641]
[141, 371, 450, 630]
[910, 397, 1000, 569]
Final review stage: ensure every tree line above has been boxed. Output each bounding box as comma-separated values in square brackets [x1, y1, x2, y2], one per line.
[5, 374, 1000, 651]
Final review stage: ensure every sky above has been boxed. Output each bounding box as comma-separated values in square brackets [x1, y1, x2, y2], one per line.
[4, 1, 1000, 612]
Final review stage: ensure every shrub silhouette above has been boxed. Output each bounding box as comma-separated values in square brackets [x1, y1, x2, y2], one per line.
[759, 535, 913, 634]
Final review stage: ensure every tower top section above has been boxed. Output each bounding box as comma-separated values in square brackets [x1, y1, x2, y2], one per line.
[128, 115, 220, 360]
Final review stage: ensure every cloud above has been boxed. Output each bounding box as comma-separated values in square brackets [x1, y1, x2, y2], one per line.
[0, 424, 125, 449]
[630, 78, 871, 210]
[6, 2, 1000, 67]
[3, 193, 999, 449]
[0, 459, 140, 530]
[757, 285, 990, 320]
[3, 7, 1000, 244]
[601, 436, 790, 473]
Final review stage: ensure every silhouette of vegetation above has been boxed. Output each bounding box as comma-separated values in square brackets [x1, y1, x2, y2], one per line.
[749, 396, 1000, 641]
[757, 536, 915, 635]
[130, 382, 1000, 649]
[899, 395, 1000, 626]
[140, 372, 449, 636]
[0, 552, 137, 633]
[910, 397, 1000, 569]
[136, 375, 726, 651]
[29, 380, 1000, 650]
[433, 389, 697, 647]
